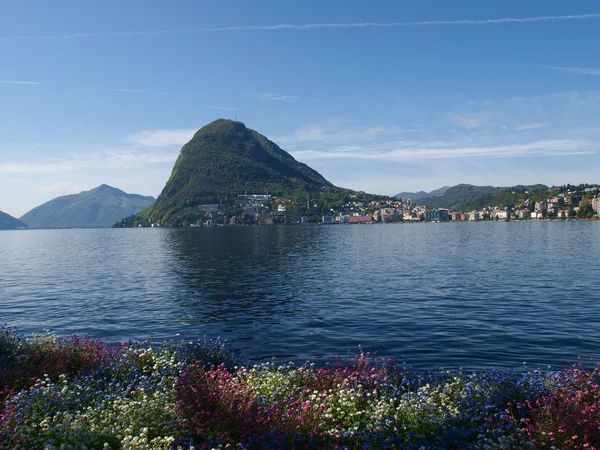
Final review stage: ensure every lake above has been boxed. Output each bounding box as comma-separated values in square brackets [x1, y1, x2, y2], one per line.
[1, 221, 599, 371]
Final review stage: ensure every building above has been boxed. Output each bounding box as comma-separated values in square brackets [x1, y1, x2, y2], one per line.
[592, 197, 600, 214]
[381, 208, 402, 222]
[322, 215, 334, 224]
[197, 204, 220, 213]
[426, 209, 449, 222]
[492, 209, 509, 220]
[348, 215, 372, 224]
[238, 194, 273, 205]
[468, 212, 480, 221]
[531, 211, 544, 220]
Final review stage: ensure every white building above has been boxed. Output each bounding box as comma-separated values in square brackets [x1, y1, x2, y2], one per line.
[592, 197, 600, 214]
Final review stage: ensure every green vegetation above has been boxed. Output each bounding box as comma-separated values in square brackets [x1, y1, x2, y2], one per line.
[418, 183, 549, 210]
[0, 210, 26, 229]
[132, 119, 387, 227]
[577, 194, 595, 218]
[460, 185, 549, 211]
[20, 184, 155, 229]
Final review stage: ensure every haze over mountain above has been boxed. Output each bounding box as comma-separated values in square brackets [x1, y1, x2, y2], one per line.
[0, 210, 27, 230]
[139, 119, 338, 224]
[20, 185, 155, 229]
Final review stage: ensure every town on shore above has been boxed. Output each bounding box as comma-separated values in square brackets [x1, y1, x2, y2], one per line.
[143, 184, 600, 227]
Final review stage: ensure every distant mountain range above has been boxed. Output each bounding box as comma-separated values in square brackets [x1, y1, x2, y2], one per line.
[394, 186, 450, 201]
[0, 210, 27, 230]
[20, 185, 155, 229]
[397, 183, 549, 211]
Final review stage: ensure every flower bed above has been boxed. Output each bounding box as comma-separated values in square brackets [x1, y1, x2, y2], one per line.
[1, 326, 599, 449]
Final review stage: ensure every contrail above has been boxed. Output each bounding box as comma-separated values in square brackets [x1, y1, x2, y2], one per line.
[1, 13, 599, 41]
[0, 80, 40, 84]
[536, 65, 600, 76]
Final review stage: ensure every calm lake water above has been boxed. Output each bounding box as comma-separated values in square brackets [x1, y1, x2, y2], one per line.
[1, 221, 599, 371]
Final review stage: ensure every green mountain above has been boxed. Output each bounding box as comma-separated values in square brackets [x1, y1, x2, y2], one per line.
[0, 210, 27, 230]
[460, 184, 550, 211]
[418, 183, 549, 210]
[140, 119, 336, 224]
[20, 185, 155, 229]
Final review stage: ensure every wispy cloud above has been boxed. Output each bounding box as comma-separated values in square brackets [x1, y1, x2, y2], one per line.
[113, 88, 182, 95]
[113, 88, 212, 99]
[274, 123, 404, 147]
[200, 13, 600, 30]
[124, 128, 197, 147]
[537, 66, 600, 76]
[256, 92, 298, 101]
[291, 139, 596, 162]
[2, 13, 600, 40]
[0, 161, 83, 175]
[515, 122, 550, 131]
[0, 80, 40, 85]
[0, 150, 177, 175]
[206, 105, 243, 111]
[33, 182, 84, 193]
[451, 116, 488, 129]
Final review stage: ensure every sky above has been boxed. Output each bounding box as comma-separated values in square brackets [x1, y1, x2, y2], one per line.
[1, 0, 600, 217]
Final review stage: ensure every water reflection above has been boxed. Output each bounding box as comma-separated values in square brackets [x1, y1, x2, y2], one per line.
[1, 222, 599, 370]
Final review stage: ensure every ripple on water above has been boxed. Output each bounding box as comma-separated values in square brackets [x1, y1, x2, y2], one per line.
[1, 222, 599, 371]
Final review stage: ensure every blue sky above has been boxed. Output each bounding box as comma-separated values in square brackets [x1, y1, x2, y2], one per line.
[1, 0, 600, 217]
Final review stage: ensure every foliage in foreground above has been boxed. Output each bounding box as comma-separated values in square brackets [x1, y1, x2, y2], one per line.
[1, 325, 599, 449]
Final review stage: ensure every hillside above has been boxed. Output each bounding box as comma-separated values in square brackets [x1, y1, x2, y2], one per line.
[416, 184, 548, 210]
[0, 210, 27, 229]
[460, 184, 550, 211]
[140, 119, 338, 225]
[394, 186, 450, 201]
[20, 185, 155, 228]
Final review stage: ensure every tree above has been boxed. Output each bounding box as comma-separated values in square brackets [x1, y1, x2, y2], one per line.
[577, 197, 594, 218]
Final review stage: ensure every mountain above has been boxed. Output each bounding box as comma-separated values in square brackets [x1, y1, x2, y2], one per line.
[0, 210, 27, 230]
[394, 186, 450, 201]
[417, 183, 548, 210]
[140, 119, 335, 224]
[20, 185, 155, 229]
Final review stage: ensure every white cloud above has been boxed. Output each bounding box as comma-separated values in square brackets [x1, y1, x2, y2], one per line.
[103, 150, 175, 165]
[33, 182, 85, 193]
[274, 123, 403, 146]
[0, 149, 178, 175]
[257, 92, 298, 101]
[451, 116, 488, 129]
[515, 122, 550, 131]
[0, 161, 84, 174]
[124, 128, 197, 147]
[0, 80, 40, 85]
[291, 139, 596, 162]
